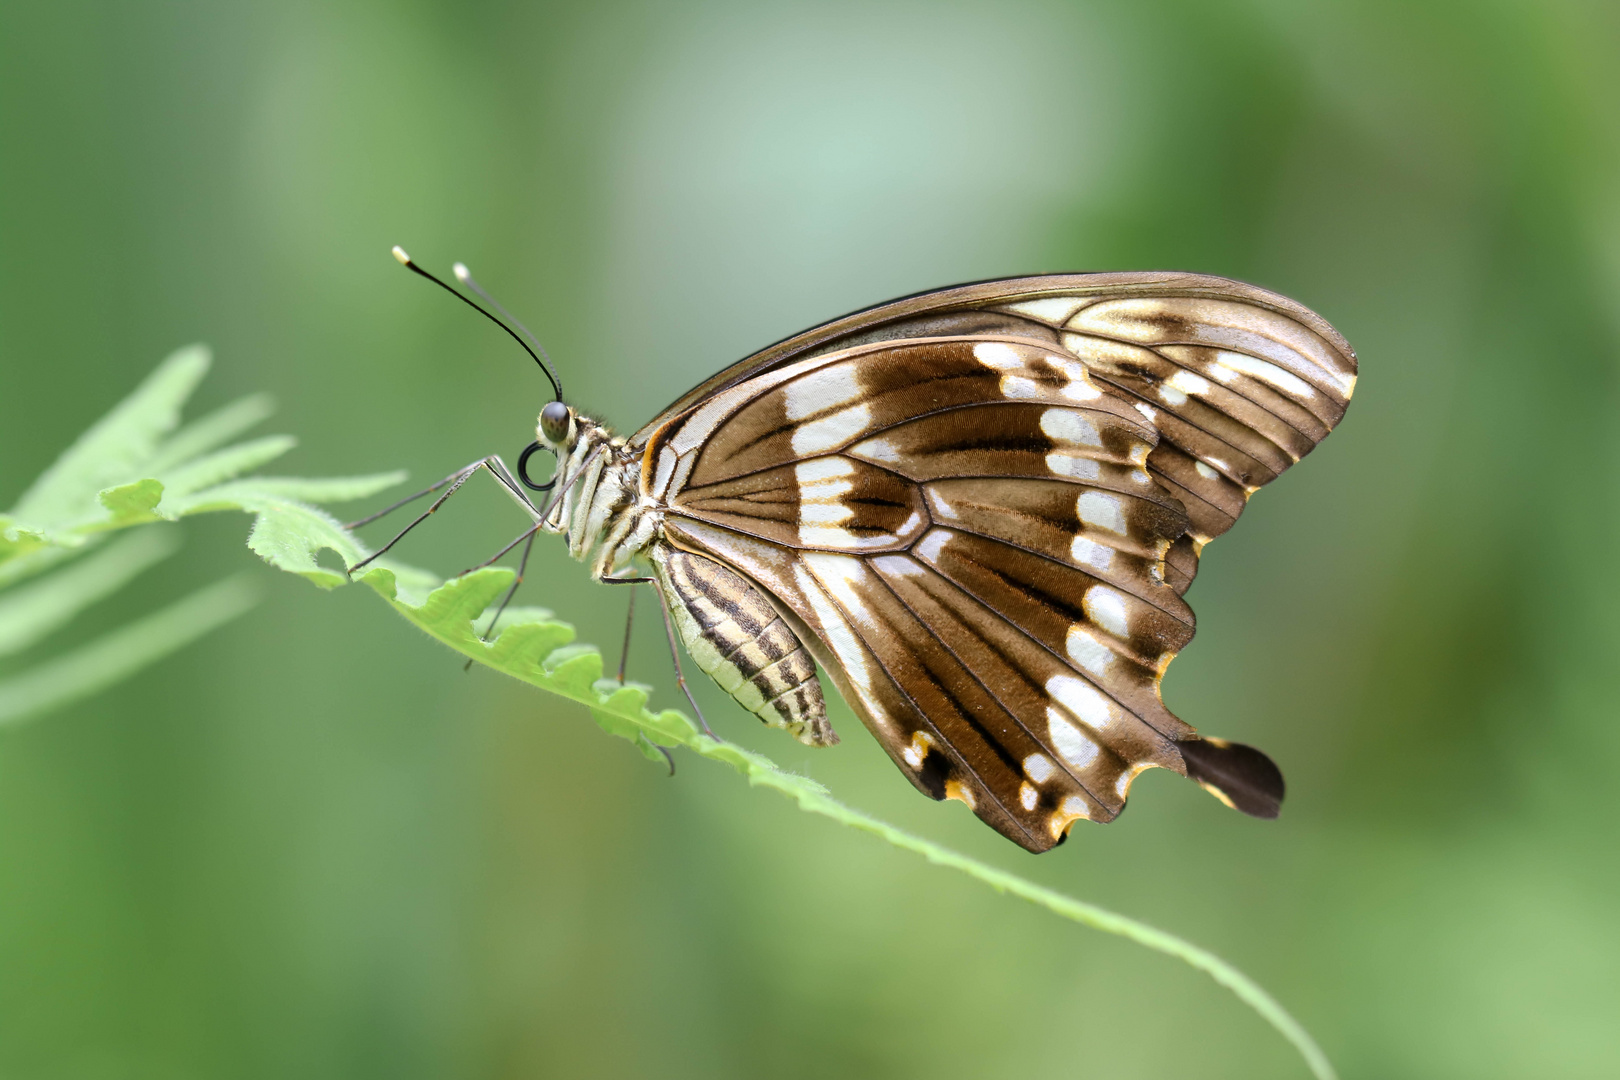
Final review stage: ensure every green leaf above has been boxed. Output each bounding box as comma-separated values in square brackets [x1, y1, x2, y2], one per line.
[6, 344, 1335, 1079]
[0, 529, 180, 657]
[171, 472, 407, 513]
[250, 520, 1336, 1080]
[10, 345, 210, 530]
[96, 479, 167, 528]
[144, 393, 276, 474]
[0, 574, 259, 727]
[0, 518, 52, 567]
[0, 347, 410, 730]
[156, 434, 298, 500]
[243, 496, 371, 589]
[2, 348, 399, 579]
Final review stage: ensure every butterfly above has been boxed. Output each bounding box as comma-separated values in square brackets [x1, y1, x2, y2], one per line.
[365, 252, 1356, 853]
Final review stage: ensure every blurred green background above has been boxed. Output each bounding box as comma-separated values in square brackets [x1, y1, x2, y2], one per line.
[3, 0, 1618, 1076]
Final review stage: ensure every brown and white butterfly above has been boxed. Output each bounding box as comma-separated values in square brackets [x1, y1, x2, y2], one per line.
[367, 257, 1356, 854]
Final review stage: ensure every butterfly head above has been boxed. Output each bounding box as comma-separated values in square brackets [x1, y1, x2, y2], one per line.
[537, 400, 575, 451]
[527, 401, 625, 552]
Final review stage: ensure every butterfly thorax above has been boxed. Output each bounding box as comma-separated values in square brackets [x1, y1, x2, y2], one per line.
[540, 415, 656, 580]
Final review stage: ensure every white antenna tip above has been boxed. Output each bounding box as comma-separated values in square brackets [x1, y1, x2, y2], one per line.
[452, 262, 470, 282]
[391, 245, 411, 265]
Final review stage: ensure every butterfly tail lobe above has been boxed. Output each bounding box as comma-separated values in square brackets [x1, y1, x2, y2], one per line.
[1178, 737, 1285, 819]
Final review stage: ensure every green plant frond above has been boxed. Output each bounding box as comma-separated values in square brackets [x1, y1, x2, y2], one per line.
[0, 529, 180, 658]
[240, 495, 1335, 1080]
[144, 393, 276, 474]
[2, 346, 403, 581]
[95, 479, 168, 530]
[176, 472, 408, 511]
[0, 574, 260, 727]
[9, 345, 211, 530]
[156, 435, 299, 499]
[1, 348, 406, 728]
[5, 345, 1333, 1077]
[229, 482, 403, 588]
[0, 519, 54, 567]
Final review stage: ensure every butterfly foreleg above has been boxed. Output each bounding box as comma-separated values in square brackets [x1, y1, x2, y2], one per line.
[471, 524, 541, 640]
[652, 547, 835, 748]
[347, 454, 540, 573]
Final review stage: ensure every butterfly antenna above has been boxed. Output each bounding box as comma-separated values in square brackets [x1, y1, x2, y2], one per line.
[452, 261, 563, 403]
[390, 246, 564, 401]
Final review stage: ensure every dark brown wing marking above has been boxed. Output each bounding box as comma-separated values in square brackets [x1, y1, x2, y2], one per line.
[672, 456, 928, 552]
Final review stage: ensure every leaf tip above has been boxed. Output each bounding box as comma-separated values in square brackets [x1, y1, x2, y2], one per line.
[98, 478, 168, 521]
[163, 342, 213, 378]
[355, 565, 399, 600]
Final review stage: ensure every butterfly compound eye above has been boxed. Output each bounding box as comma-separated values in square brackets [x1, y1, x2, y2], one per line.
[539, 401, 570, 445]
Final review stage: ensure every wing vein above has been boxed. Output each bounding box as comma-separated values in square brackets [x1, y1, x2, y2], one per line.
[916, 529, 1184, 744]
[869, 562, 1112, 809]
[920, 515, 1192, 625]
[810, 561, 1042, 848]
[1094, 374, 1288, 483]
[1137, 343, 1326, 443]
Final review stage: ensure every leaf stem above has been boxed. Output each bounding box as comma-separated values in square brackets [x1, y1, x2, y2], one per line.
[351, 566, 1337, 1080]
[766, 768, 1337, 1080]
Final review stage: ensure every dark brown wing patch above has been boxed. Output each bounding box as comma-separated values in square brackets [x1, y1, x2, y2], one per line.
[675, 456, 928, 552]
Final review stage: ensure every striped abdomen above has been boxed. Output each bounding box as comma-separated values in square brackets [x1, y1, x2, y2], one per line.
[656, 548, 834, 747]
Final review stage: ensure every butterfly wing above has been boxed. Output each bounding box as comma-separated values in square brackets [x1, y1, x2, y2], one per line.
[993, 288, 1355, 591]
[634, 276, 1355, 851]
[634, 273, 1355, 591]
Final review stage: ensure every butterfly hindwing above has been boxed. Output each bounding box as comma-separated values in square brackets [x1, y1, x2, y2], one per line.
[665, 517, 1153, 851]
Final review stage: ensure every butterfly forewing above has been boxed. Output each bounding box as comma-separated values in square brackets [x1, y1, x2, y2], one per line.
[633, 274, 1355, 851]
[1009, 292, 1356, 586]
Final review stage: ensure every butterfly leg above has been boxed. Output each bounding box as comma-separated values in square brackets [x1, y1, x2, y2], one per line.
[472, 525, 540, 639]
[617, 583, 636, 684]
[603, 575, 715, 740]
[346, 472, 460, 530]
[347, 455, 540, 574]
[600, 575, 686, 770]
[455, 524, 545, 673]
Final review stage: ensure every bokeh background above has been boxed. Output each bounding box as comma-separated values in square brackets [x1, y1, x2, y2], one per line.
[3, 1, 1618, 1076]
